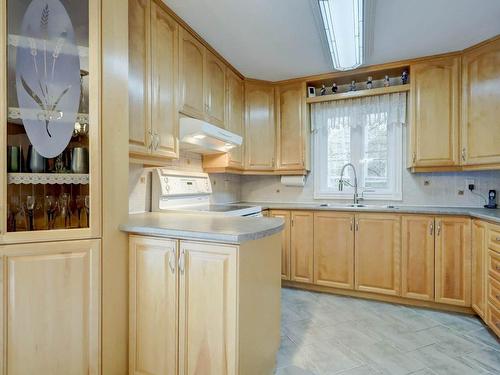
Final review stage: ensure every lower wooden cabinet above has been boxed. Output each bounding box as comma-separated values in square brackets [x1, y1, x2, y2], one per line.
[129, 235, 281, 375]
[472, 220, 488, 318]
[313, 212, 354, 289]
[178, 241, 237, 375]
[290, 211, 314, 283]
[435, 217, 472, 306]
[269, 210, 291, 280]
[1, 240, 100, 375]
[401, 215, 435, 301]
[355, 213, 401, 296]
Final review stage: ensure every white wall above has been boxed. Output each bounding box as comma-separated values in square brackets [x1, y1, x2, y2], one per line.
[129, 151, 241, 213]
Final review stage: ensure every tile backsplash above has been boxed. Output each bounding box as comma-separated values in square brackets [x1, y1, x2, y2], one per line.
[129, 151, 241, 213]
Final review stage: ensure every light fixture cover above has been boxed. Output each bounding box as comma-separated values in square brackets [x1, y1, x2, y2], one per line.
[318, 0, 364, 71]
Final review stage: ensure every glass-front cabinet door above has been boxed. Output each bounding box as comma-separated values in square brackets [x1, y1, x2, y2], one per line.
[1, 0, 100, 243]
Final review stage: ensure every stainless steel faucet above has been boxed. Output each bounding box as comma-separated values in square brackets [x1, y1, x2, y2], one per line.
[338, 163, 359, 205]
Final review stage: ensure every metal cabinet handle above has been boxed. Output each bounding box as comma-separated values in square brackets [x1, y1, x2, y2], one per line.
[430, 223, 434, 236]
[355, 221, 359, 231]
[436, 222, 441, 236]
[461, 148, 466, 162]
[178, 249, 185, 274]
[154, 133, 160, 151]
[350, 218, 354, 232]
[168, 247, 176, 274]
[412, 152, 416, 164]
[147, 129, 154, 150]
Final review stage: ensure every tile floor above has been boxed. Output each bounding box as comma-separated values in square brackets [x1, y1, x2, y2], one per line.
[276, 288, 500, 375]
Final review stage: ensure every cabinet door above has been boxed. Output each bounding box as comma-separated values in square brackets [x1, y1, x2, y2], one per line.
[276, 82, 307, 171]
[204, 51, 226, 127]
[129, 0, 152, 156]
[355, 214, 401, 296]
[270, 210, 291, 280]
[472, 220, 487, 318]
[290, 211, 314, 283]
[129, 236, 178, 375]
[1, 240, 100, 374]
[226, 69, 244, 167]
[245, 82, 276, 170]
[313, 212, 354, 289]
[150, 3, 179, 159]
[462, 37, 500, 165]
[410, 56, 460, 167]
[179, 29, 205, 119]
[178, 241, 237, 375]
[435, 217, 472, 306]
[401, 216, 435, 301]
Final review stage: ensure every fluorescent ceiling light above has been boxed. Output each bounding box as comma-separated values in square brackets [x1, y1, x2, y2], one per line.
[318, 0, 364, 71]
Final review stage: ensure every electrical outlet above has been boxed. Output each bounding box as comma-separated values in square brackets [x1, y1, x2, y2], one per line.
[466, 178, 475, 190]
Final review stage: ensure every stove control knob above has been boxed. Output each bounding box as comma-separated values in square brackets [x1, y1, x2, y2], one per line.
[165, 184, 171, 192]
[163, 177, 169, 183]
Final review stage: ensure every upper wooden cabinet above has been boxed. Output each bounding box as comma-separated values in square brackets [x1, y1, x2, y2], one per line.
[1, 240, 100, 374]
[290, 211, 314, 283]
[401, 215, 435, 301]
[225, 69, 245, 167]
[244, 81, 276, 170]
[129, 0, 179, 162]
[276, 82, 309, 171]
[435, 217, 471, 306]
[204, 51, 226, 127]
[179, 28, 205, 119]
[409, 56, 460, 169]
[462, 37, 500, 166]
[355, 213, 401, 296]
[314, 212, 354, 289]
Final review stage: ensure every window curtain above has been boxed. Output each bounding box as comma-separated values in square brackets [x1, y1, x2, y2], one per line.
[311, 92, 407, 131]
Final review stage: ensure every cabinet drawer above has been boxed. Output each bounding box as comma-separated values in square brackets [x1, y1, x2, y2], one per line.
[488, 250, 500, 281]
[487, 302, 500, 337]
[489, 225, 500, 253]
[488, 276, 500, 310]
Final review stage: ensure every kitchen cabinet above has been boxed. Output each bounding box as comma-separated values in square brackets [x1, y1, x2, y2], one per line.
[244, 81, 276, 170]
[313, 212, 354, 289]
[276, 82, 309, 172]
[1, 240, 100, 374]
[487, 247, 500, 337]
[179, 28, 206, 120]
[472, 220, 487, 318]
[178, 241, 237, 374]
[435, 217, 471, 306]
[225, 69, 245, 168]
[129, 0, 179, 162]
[129, 235, 281, 374]
[290, 211, 314, 283]
[355, 213, 401, 296]
[401, 215, 435, 301]
[204, 51, 226, 127]
[129, 236, 178, 375]
[270, 210, 291, 280]
[462, 36, 500, 166]
[409, 56, 460, 169]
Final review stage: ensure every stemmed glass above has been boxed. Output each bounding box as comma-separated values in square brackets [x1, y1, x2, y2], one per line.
[84, 195, 90, 227]
[24, 195, 36, 231]
[59, 193, 71, 228]
[45, 195, 58, 230]
[8, 196, 20, 232]
[76, 195, 84, 228]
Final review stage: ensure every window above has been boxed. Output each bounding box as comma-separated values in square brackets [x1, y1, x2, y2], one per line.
[313, 93, 406, 200]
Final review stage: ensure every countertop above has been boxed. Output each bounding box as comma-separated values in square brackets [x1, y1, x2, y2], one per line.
[236, 202, 500, 224]
[120, 212, 284, 244]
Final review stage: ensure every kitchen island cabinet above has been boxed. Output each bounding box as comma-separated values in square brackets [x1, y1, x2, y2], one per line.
[123, 213, 283, 375]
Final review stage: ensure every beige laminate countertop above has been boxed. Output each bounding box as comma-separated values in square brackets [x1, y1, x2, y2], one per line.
[120, 212, 284, 244]
[236, 202, 500, 224]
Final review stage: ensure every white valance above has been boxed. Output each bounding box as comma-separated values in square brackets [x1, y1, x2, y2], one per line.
[312, 92, 407, 131]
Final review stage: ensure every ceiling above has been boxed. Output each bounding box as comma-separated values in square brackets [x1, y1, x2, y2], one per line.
[163, 0, 500, 81]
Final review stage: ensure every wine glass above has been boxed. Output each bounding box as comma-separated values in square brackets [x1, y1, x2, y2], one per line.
[76, 195, 84, 228]
[59, 193, 71, 228]
[25, 195, 36, 231]
[8, 196, 20, 232]
[84, 195, 90, 227]
[45, 195, 57, 229]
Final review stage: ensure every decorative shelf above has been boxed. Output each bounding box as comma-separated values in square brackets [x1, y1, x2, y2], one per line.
[306, 84, 410, 104]
[8, 173, 89, 185]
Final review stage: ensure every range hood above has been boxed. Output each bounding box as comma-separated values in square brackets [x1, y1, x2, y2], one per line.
[179, 117, 243, 154]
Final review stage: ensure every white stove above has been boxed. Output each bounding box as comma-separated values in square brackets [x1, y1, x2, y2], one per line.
[152, 169, 262, 217]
